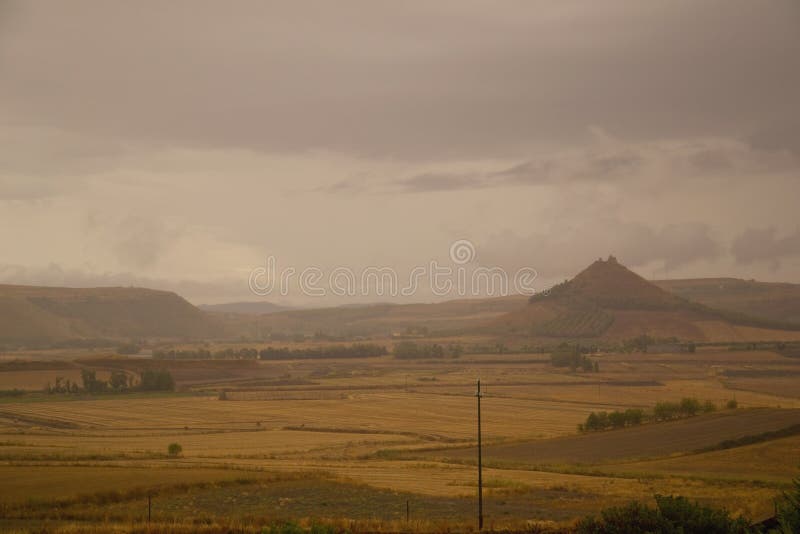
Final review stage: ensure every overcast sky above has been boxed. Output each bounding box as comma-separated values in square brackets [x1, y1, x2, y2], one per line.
[1, 1, 799, 304]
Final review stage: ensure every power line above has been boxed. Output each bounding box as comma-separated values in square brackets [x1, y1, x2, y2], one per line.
[476, 378, 484, 531]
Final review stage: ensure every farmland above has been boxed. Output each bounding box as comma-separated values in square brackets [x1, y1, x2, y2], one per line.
[0, 344, 799, 532]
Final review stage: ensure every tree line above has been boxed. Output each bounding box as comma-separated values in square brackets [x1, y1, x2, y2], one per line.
[259, 343, 387, 360]
[154, 347, 258, 360]
[393, 341, 463, 359]
[550, 345, 599, 372]
[579, 397, 738, 432]
[45, 368, 175, 395]
[153, 344, 388, 361]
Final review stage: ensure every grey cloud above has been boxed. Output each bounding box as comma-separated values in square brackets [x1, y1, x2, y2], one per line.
[656, 223, 722, 270]
[687, 149, 733, 173]
[397, 173, 486, 193]
[576, 153, 644, 180]
[321, 180, 365, 194]
[493, 160, 554, 185]
[1, 1, 799, 160]
[111, 215, 177, 271]
[378, 136, 788, 195]
[748, 120, 800, 156]
[0, 176, 77, 200]
[731, 227, 800, 267]
[478, 220, 722, 279]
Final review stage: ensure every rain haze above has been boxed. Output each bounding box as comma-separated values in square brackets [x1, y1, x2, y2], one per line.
[1, 0, 799, 304]
[5, 4, 800, 532]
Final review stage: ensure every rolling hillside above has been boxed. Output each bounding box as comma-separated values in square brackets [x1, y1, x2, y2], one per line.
[493, 256, 800, 342]
[0, 285, 222, 344]
[223, 295, 530, 338]
[199, 301, 295, 315]
[656, 278, 800, 326]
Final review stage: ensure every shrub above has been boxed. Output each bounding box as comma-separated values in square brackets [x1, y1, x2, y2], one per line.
[726, 399, 739, 409]
[576, 494, 752, 533]
[80, 369, 107, 394]
[776, 476, 800, 533]
[624, 408, 645, 426]
[576, 500, 669, 532]
[167, 443, 183, 457]
[263, 522, 306, 534]
[550, 345, 596, 371]
[654, 401, 681, 421]
[109, 371, 130, 391]
[139, 369, 175, 391]
[608, 411, 628, 428]
[702, 400, 717, 413]
[679, 397, 701, 417]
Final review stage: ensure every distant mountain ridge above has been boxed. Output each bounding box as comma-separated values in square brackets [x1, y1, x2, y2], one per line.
[655, 277, 800, 326]
[4, 267, 800, 345]
[0, 284, 221, 344]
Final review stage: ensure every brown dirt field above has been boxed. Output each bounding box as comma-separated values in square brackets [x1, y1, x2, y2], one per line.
[723, 377, 800, 399]
[429, 408, 800, 465]
[2, 350, 799, 527]
[603, 434, 800, 483]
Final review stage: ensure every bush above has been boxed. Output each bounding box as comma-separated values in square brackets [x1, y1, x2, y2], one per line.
[80, 369, 107, 394]
[726, 399, 738, 409]
[654, 401, 681, 421]
[679, 397, 702, 417]
[263, 522, 336, 534]
[624, 408, 645, 426]
[703, 400, 717, 413]
[167, 443, 182, 457]
[576, 500, 669, 532]
[576, 494, 752, 533]
[139, 369, 175, 391]
[550, 345, 596, 371]
[608, 411, 628, 429]
[777, 477, 800, 533]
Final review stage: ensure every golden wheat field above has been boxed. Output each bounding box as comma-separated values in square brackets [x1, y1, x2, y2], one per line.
[1, 346, 799, 531]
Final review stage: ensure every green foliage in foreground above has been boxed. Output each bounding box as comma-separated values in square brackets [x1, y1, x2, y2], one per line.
[776, 477, 800, 533]
[575, 495, 752, 533]
[262, 523, 338, 534]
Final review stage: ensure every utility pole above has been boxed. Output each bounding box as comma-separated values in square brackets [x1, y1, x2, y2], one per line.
[476, 379, 484, 531]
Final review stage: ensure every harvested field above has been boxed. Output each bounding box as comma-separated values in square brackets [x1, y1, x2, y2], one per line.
[602, 434, 800, 483]
[2, 349, 799, 529]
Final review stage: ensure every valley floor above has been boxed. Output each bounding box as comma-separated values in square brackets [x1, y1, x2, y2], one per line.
[1, 347, 799, 532]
